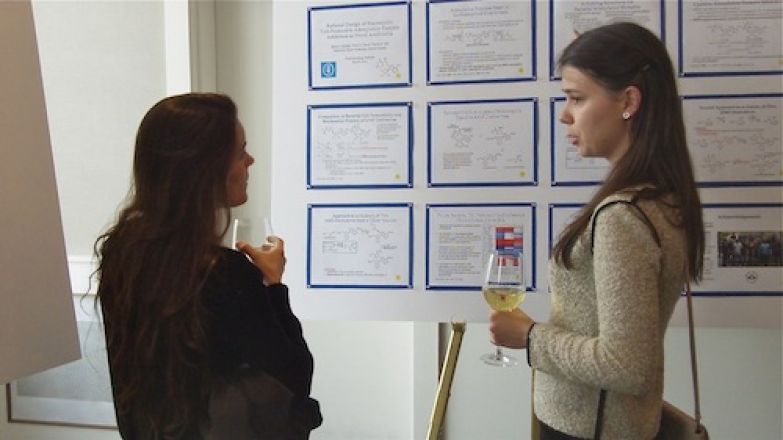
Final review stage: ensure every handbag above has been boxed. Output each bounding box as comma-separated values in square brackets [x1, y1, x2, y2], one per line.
[590, 197, 708, 439]
[203, 368, 322, 440]
[203, 368, 294, 440]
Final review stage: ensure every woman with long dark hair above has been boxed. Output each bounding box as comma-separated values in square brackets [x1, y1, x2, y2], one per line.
[95, 93, 321, 439]
[489, 23, 704, 439]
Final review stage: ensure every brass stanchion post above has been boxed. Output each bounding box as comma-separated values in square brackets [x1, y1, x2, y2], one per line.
[426, 321, 466, 440]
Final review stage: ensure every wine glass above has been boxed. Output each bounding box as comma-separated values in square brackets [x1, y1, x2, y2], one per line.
[230, 216, 274, 250]
[481, 245, 525, 367]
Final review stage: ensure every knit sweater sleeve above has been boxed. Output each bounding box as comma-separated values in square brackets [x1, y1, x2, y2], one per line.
[529, 203, 662, 395]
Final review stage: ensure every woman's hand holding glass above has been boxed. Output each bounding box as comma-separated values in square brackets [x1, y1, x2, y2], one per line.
[489, 308, 534, 350]
[236, 236, 286, 285]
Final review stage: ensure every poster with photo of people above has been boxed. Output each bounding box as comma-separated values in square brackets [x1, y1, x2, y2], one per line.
[717, 231, 782, 268]
[698, 204, 783, 295]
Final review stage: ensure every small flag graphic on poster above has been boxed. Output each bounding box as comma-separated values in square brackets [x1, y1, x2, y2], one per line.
[494, 226, 523, 266]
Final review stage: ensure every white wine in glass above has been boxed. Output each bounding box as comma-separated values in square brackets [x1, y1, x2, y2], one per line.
[483, 285, 525, 312]
[482, 247, 525, 367]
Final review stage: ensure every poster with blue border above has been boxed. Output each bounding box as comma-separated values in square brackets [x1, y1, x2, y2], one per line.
[426, 203, 536, 291]
[678, 0, 783, 77]
[308, 1, 412, 89]
[548, 203, 582, 255]
[682, 94, 783, 187]
[697, 203, 783, 296]
[307, 102, 413, 189]
[549, 0, 664, 80]
[426, 0, 536, 85]
[307, 203, 413, 288]
[428, 98, 538, 187]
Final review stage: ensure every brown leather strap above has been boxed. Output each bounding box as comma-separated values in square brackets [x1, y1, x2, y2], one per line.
[684, 278, 704, 430]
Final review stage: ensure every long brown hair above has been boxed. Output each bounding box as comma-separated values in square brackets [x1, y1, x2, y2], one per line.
[552, 22, 704, 282]
[95, 93, 237, 437]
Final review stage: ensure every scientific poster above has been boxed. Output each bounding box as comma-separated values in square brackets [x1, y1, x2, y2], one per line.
[697, 204, 783, 295]
[550, 98, 610, 185]
[427, 0, 535, 84]
[679, 0, 783, 76]
[682, 94, 782, 185]
[548, 203, 582, 252]
[307, 102, 412, 188]
[428, 99, 537, 186]
[550, 0, 663, 79]
[308, 1, 411, 89]
[426, 203, 535, 290]
[307, 203, 412, 288]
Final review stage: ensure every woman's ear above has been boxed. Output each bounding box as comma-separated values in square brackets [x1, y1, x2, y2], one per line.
[622, 85, 642, 118]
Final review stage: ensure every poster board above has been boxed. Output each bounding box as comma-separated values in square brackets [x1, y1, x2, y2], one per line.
[0, 1, 80, 384]
[271, 0, 783, 323]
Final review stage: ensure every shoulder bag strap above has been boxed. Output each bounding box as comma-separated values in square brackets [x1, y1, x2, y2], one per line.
[590, 196, 661, 254]
[684, 277, 704, 430]
[591, 196, 659, 439]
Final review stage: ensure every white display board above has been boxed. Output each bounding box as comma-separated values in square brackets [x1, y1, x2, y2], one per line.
[272, 0, 783, 323]
[0, 0, 80, 384]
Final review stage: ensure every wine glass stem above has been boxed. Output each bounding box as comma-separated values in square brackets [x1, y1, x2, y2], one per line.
[495, 347, 503, 360]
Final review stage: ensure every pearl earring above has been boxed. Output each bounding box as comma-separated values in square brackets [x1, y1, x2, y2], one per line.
[622, 111, 631, 120]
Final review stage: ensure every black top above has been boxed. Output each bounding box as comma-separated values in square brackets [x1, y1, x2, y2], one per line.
[204, 248, 315, 399]
[111, 248, 321, 439]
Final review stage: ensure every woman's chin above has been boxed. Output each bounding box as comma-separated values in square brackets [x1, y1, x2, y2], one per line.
[227, 195, 248, 208]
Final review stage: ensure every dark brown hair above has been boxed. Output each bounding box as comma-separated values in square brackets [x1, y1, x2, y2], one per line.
[95, 93, 237, 437]
[552, 22, 704, 282]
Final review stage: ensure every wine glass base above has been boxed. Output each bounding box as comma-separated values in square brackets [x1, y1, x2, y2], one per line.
[481, 352, 518, 367]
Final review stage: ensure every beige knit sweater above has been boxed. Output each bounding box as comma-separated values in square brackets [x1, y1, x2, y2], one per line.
[530, 192, 687, 439]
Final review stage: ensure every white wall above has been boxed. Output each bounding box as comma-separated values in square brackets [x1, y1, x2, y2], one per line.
[441, 323, 783, 440]
[35, 1, 167, 257]
[663, 327, 782, 440]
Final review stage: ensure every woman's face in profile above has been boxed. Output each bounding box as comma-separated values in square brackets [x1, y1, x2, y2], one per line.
[225, 120, 254, 207]
[558, 66, 631, 165]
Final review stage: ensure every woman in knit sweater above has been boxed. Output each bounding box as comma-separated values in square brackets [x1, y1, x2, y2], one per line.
[489, 23, 704, 439]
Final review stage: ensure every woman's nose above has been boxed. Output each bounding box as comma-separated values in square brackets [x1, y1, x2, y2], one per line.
[559, 107, 572, 125]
